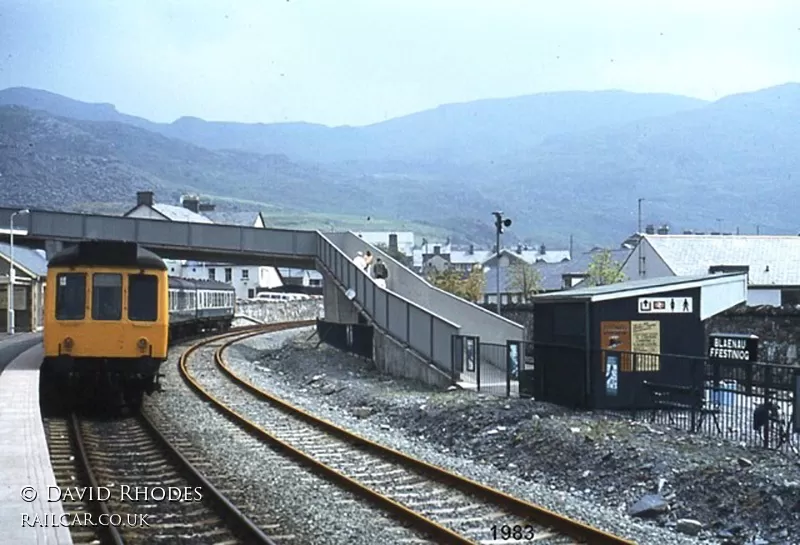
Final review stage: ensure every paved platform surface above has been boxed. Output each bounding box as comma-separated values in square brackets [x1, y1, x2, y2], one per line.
[0, 342, 73, 545]
[0, 333, 43, 375]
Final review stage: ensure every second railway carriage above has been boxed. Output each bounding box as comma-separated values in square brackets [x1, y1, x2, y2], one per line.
[167, 277, 236, 338]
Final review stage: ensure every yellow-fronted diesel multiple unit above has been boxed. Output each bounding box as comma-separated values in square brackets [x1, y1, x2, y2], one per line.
[42, 242, 169, 407]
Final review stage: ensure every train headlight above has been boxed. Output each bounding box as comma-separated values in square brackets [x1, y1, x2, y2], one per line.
[137, 338, 149, 352]
[63, 337, 74, 352]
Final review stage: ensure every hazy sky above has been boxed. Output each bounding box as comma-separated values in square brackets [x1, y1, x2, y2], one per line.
[1, 0, 798, 126]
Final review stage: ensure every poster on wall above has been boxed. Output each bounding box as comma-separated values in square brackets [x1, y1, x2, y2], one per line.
[600, 320, 631, 371]
[631, 320, 661, 371]
[605, 353, 619, 396]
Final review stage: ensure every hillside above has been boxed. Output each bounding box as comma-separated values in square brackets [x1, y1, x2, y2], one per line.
[0, 106, 490, 241]
[0, 87, 707, 166]
[1, 84, 799, 247]
[484, 83, 800, 237]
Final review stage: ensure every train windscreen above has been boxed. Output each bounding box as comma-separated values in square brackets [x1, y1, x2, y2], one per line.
[92, 273, 122, 321]
[55, 273, 86, 320]
[128, 274, 159, 321]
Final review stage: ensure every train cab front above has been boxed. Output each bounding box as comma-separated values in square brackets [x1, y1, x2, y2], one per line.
[43, 259, 170, 409]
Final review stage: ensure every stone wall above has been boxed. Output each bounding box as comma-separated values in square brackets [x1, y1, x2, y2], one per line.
[705, 304, 800, 364]
[236, 300, 324, 324]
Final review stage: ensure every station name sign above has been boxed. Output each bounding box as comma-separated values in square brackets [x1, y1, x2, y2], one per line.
[707, 334, 758, 362]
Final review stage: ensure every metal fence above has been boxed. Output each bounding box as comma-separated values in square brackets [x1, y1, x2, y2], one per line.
[597, 348, 800, 454]
[450, 336, 518, 397]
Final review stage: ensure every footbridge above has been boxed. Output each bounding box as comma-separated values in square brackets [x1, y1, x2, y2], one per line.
[0, 207, 523, 382]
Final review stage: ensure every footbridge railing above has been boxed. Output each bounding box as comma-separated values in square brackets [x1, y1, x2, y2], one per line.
[316, 233, 460, 373]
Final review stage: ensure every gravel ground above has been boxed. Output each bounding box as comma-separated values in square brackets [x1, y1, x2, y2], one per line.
[143, 330, 432, 545]
[218, 327, 796, 545]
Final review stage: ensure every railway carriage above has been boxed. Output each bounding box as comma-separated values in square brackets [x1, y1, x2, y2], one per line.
[42, 241, 236, 409]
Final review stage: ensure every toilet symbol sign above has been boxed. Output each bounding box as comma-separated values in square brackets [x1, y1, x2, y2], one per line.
[638, 296, 693, 314]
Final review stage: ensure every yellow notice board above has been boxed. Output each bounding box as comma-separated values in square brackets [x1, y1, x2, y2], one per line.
[631, 320, 661, 372]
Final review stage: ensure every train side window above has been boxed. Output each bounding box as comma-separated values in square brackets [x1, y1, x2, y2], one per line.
[92, 273, 122, 321]
[55, 273, 86, 320]
[128, 274, 158, 322]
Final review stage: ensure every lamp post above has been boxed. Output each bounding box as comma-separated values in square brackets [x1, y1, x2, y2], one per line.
[492, 211, 512, 315]
[8, 209, 30, 335]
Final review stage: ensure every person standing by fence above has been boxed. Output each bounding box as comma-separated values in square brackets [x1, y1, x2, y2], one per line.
[373, 258, 388, 289]
[353, 251, 366, 271]
[364, 251, 374, 275]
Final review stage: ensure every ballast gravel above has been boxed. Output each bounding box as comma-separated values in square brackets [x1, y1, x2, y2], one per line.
[220, 328, 723, 545]
[143, 330, 432, 545]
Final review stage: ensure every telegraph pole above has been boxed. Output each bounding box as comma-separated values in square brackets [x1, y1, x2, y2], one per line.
[637, 198, 645, 278]
[492, 211, 512, 315]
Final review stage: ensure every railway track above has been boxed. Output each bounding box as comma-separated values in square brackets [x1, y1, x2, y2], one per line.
[180, 324, 636, 545]
[44, 410, 290, 544]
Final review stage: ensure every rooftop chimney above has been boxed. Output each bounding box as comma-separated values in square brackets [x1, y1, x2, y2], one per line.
[645, 224, 656, 235]
[516, 244, 523, 254]
[539, 243, 546, 255]
[468, 244, 474, 255]
[137, 191, 154, 207]
[433, 245, 441, 255]
[389, 233, 398, 252]
[181, 194, 200, 213]
[657, 225, 670, 235]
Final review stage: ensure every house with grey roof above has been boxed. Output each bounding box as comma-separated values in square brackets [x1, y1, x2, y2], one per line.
[0, 242, 47, 332]
[481, 247, 631, 305]
[621, 234, 800, 306]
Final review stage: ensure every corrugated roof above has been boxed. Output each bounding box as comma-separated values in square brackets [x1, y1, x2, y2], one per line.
[0, 242, 47, 277]
[644, 235, 800, 286]
[152, 204, 214, 224]
[531, 272, 745, 302]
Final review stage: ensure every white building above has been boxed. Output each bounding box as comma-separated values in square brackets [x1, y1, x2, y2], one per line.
[621, 234, 800, 306]
[123, 192, 283, 299]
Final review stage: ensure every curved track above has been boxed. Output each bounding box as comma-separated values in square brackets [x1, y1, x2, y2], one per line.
[180, 324, 636, 545]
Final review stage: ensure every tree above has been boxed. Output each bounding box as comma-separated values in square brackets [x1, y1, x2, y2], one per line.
[506, 261, 542, 302]
[427, 266, 485, 303]
[462, 265, 486, 303]
[585, 249, 626, 286]
[375, 242, 409, 266]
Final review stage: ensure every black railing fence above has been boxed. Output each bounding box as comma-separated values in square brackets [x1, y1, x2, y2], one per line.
[594, 346, 800, 454]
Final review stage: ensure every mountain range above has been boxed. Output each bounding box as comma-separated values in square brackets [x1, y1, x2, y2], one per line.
[1, 83, 798, 248]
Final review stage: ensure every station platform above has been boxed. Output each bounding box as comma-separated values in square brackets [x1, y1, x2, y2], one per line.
[0, 333, 43, 374]
[0, 339, 73, 544]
